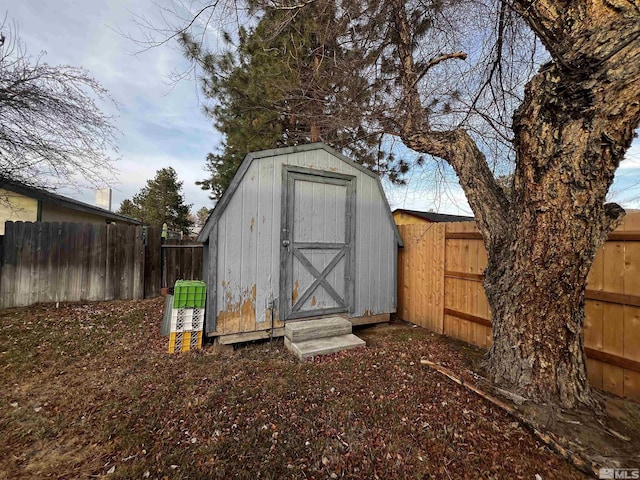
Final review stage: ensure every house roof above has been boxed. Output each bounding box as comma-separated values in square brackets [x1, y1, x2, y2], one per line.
[393, 209, 474, 223]
[197, 142, 403, 246]
[0, 178, 142, 225]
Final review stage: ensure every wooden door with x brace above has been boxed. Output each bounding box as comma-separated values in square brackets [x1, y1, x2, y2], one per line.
[279, 166, 356, 320]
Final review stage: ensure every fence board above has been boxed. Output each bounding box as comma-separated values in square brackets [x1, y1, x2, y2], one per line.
[184, 247, 193, 280]
[71, 223, 84, 302]
[18, 222, 31, 307]
[396, 224, 445, 333]
[133, 226, 145, 299]
[144, 226, 162, 298]
[67, 223, 77, 302]
[624, 306, 640, 362]
[59, 223, 72, 303]
[625, 372, 640, 402]
[123, 225, 135, 298]
[37, 223, 51, 304]
[623, 213, 640, 231]
[105, 224, 117, 301]
[61, 224, 71, 302]
[161, 240, 204, 289]
[397, 212, 640, 400]
[28, 223, 40, 306]
[48, 223, 61, 304]
[0, 222, 162, 308]
[118, 225, 128, 299]
[603, 241, 625, 293]
[80, 224, 92, 301]
[89, 224, 106, 301]
[459, 236, 470, 343]
[398, 239, 406, 318]
[1, 224, 13, 308]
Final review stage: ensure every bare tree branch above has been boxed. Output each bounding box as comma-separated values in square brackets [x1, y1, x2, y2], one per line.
[0, 20, 118, 190]
[388, 0, 509, 241]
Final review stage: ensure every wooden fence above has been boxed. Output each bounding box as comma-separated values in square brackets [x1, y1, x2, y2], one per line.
[162, 240, 204, 289]
[0, 222, 203, 309]
[397, 212, 640, 401]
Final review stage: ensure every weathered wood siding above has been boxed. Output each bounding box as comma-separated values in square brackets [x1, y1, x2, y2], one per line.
[397, 223, 445, 333]
[0, 223, 201, 308]
[207, 147, 398, 335]
[0, 222, 145, 308]
[161, 240, 203, 289]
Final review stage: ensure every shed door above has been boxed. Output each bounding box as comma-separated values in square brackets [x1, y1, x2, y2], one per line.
[280, 167, 356, 320]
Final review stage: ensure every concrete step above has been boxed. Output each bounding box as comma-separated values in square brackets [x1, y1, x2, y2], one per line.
[285, 333, 365, 360]
[284, 316, 352, 342]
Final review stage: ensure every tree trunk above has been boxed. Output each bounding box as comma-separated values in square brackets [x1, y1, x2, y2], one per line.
[391, 0, 640, 408]
[485, 219, 599, 407]
[485, 41, 637, 407]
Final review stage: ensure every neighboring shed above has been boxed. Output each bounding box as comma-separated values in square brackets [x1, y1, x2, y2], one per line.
[392, 209, 473, 226]
[197, 143, 402, 344]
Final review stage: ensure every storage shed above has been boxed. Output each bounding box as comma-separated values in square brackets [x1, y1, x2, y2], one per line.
[197, 143, 403, 344]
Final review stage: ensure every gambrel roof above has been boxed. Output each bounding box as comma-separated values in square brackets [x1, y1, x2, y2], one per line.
[198, 143, 402, 246]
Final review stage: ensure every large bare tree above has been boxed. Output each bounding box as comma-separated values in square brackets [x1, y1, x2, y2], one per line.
[0, 21, 117, 189]
[381, 0, 640, 407]
[152, 0, 640, 408]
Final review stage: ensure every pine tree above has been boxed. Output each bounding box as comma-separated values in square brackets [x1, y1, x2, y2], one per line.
[118, 167, 193, 234]
[117, 199, 140, 219]
[195, 206, 211, 226]
[181, 1, 407, 199]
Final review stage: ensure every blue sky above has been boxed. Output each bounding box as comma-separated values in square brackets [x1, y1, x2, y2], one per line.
[6, 0, 640, 216]
[8, 0, 220, 214]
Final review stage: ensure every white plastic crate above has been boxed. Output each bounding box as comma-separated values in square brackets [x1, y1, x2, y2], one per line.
[170, 308, 205, 332]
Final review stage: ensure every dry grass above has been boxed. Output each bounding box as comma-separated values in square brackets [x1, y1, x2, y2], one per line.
[0, 298, 584, 479]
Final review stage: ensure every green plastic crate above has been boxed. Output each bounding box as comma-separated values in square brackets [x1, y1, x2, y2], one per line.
[173, 280, 207, 309]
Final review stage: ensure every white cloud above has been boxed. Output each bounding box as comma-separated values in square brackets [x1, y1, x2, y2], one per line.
[58, 151, 214, 213]
[8, 1, 640, 216]
[9, 0, 220, 213]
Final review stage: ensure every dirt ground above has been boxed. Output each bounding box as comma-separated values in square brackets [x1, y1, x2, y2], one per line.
[434, 333, 640, 473]
[0, 297, 634, 479]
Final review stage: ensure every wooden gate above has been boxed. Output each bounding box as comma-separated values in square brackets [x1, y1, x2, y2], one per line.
[279, 167, 356, 320]
[161, 240, 203, 289]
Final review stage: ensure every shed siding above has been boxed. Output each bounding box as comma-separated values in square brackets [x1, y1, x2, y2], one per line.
[256, 157, 276, 324]
[211, 148, 396, 334]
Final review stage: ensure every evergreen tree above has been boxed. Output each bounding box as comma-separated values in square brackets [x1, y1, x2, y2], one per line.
[117, 199, 140, 219]
[181, 1, 408, 199]
[195, 206, 211, 226]
[118, 167, 193, 234]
